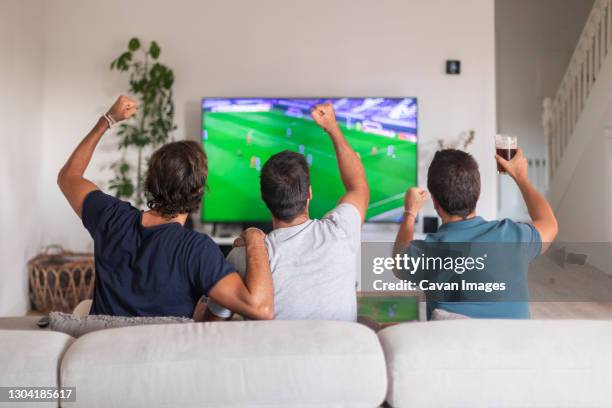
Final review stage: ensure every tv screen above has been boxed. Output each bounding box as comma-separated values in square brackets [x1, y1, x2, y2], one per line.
[201, 98, 417, 223]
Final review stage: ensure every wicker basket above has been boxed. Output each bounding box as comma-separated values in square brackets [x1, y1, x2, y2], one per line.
[28, 245, 95, 313]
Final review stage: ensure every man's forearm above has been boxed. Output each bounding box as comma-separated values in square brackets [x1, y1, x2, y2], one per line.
[393, 214, 416, 257]
[327, 125, 368, 192]
[515, 176, 558, 245]
[59, 117, 109, 179]
[392, 214, 416, 280]
[58, 117, 110, 217]
[243, 239, 274, 318]
[515, 177, 553, 221]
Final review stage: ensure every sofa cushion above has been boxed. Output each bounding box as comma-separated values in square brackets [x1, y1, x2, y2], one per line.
[0, 329, 74, 408]
[61, 320, 387, 407]
[49, 312, 193, 338]
[378, 320, 612, 407]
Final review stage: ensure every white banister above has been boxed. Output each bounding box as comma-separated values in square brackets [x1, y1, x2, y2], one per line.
[547, 0, 612, 181]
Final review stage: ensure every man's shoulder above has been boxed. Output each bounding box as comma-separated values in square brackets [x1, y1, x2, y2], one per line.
[490, 218, 540, 241]
[322, 202, 361, 222]
[426, 217, 539, 243]
[82, 190, 140, 235]
[182, 229, 216, 248]
[315, 203, 362, 239]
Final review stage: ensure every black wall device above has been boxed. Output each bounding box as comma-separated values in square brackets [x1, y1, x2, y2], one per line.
[446, 60, 461, 75]
[423, 216, 439, 233]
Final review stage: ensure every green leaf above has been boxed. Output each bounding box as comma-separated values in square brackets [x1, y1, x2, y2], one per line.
[149, 41, 161, 59]
[163, 69, 174, 89]
[117, 52, 132, 71]
[128, 37, 141, 51]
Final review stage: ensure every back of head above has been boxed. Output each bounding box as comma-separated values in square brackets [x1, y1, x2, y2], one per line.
[427, 149, 480, 218]
[145, 140, 207, 218]
[260, 150, 310, 222]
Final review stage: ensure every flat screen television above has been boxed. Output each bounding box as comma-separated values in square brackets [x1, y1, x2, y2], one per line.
[201, 98, 418, 223]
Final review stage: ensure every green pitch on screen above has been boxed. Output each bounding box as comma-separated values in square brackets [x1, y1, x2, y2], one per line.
[201, 109, 417, 222]
[358, 296, 419, 323]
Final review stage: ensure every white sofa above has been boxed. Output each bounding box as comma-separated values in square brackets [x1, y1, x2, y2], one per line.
[1, 317, 611, 407]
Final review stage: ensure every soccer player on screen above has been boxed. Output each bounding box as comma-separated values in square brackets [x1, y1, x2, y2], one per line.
[204, 103, 369, 321]
[306, 153, 313, 167]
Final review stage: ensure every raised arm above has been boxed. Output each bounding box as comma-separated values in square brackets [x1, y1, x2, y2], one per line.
[311, 103, 370, 222]
[496, 148, 558, 252]
[57, 95, 137, 217]
[207, 228, 274, 320]
[392, 187, 428, 279]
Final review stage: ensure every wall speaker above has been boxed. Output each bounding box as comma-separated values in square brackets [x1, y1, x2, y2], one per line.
[423, 216, 439, 233]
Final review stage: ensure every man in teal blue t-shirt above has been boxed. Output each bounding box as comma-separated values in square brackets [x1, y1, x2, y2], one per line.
[393, 148, 558, 319]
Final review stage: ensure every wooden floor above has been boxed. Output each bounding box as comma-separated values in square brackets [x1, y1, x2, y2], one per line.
[529, 253, 612, 319]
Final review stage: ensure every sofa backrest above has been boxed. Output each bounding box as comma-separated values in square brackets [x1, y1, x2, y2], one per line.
[378, 319, 612, 408]
[60, 320, 387, 408]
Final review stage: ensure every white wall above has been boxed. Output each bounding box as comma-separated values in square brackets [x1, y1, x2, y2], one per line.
[0, 0, 44, 315]
[495, 0, 593, 219]
[554, 124, 612, 274]
[38, 0, 497, 251]
[554, 86, 612, 274]
[2, 0, 498, 314]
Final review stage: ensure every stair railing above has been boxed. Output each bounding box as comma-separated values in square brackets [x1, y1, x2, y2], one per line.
[546, 0, 612, 180]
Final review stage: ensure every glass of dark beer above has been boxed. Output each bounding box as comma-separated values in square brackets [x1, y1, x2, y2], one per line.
[495, 134, 517, 173]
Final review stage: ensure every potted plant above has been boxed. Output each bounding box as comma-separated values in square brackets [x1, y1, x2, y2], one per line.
[108, 37, 176, 206]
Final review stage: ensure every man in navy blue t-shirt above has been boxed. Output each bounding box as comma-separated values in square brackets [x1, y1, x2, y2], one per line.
[393, 149, 558, 319]
[57, 95, 274, 319]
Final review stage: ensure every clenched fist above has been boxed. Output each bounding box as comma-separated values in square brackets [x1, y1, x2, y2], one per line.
[495, 148, 528, 182]
[404, 187, 429, 217]
[311, 102, 338, 132]
[106, 95, 138, 122]
[233, 227, 267, 247]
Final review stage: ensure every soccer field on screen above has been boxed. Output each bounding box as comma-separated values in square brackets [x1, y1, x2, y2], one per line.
[202, 103, 417, 222]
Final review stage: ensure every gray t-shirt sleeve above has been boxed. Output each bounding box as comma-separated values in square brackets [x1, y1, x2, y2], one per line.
[322, 203, 362, 249]
[226, 247, 247, 279]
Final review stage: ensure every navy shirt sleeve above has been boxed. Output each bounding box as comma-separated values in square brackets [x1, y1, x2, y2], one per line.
[82, 190, 131, 238]
[194, 237, 236, 297]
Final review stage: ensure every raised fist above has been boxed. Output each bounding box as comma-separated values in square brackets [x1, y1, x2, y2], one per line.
[239, 227, 266, 246]
[404, 187, 429, 216]
[311, 102, 338, 132]
[107, 95, 138, 122]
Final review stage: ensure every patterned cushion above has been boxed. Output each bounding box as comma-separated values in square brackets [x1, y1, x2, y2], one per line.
[49, 312, 193, 338]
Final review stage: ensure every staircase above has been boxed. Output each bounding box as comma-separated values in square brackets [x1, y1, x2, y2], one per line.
[546, 0, 612, 208]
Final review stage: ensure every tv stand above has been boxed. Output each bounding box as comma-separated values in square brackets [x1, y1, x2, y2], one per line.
[196, 221, 273, 255]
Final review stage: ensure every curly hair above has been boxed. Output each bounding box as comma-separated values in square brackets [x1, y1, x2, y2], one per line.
[145, 141, 207, 218]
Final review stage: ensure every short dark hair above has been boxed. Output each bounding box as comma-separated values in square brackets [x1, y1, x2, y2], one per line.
[260, 150, 310, 222]
[145, 140, 207, 218]
[427, 149, 480, 218]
